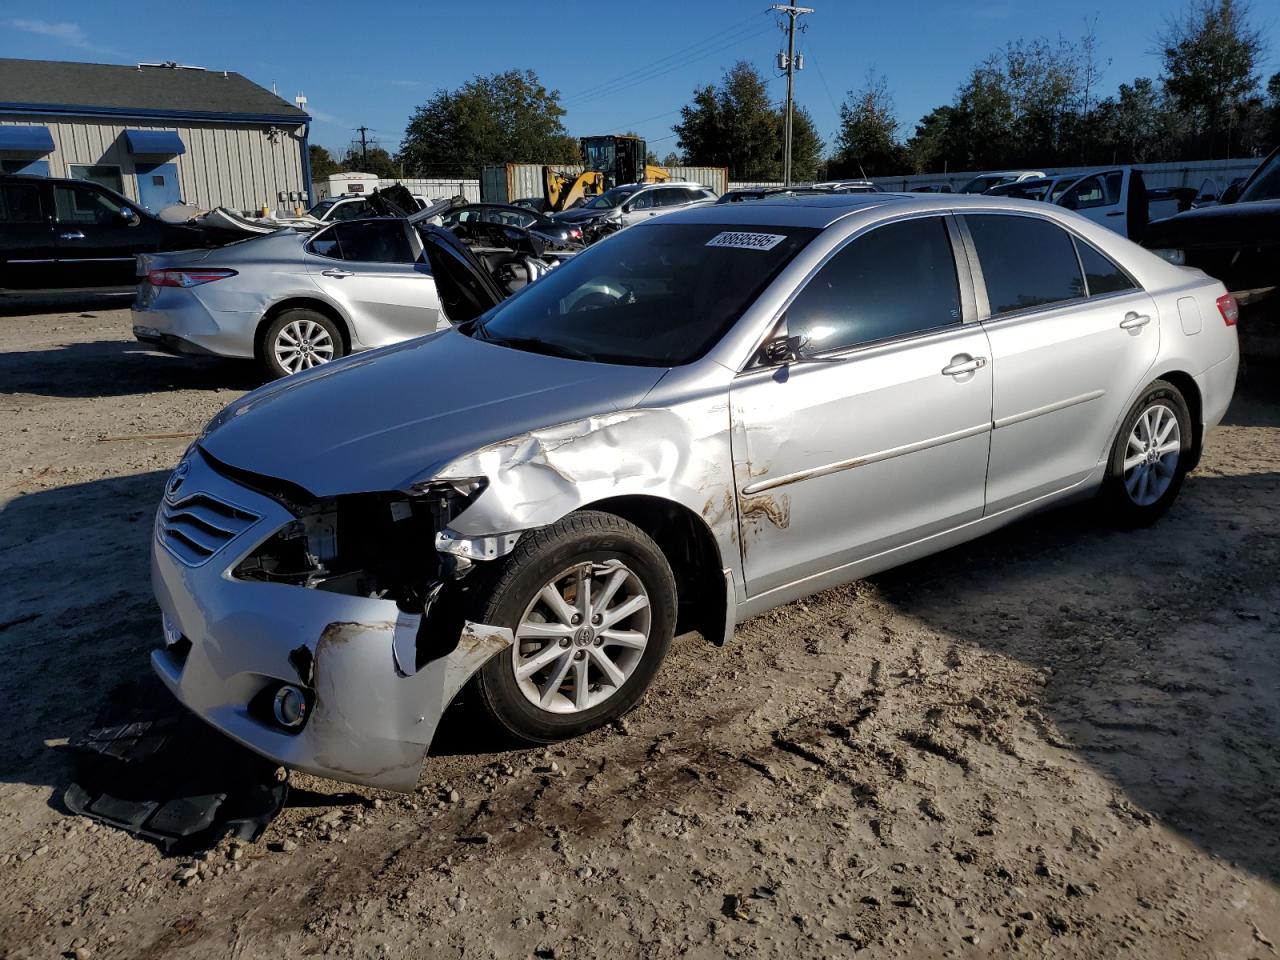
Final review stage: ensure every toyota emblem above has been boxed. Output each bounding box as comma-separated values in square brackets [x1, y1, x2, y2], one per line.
[166, 460, 190, 499]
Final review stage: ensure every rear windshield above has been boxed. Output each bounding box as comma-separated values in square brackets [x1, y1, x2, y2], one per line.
[469, 222, 818, 366]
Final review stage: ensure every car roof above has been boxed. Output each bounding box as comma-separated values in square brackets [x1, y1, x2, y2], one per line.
[664, 191, 1105, 229]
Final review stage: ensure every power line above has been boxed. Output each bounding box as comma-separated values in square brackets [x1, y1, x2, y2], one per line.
[561, 15, 764, 103]
[563, 21, 774, 108]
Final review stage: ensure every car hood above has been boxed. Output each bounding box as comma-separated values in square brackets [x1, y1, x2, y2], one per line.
[552, 206, 616, 223]
[198, 330, 668, 497]
[1144, 199, 1280, 248]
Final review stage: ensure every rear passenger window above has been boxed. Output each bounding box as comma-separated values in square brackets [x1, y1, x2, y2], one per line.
[0, 183, 42, 222]
[785, 216, 961, 353]
[1074, 238, 1135, 296]
[311, 220, 413, 264]
[967, 215, 1085, 316]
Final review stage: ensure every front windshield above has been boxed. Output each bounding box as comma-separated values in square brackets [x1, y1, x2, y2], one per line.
[308, 199, 337, 218]
[583, 188, 635, 210]
[1239, 151, 1280, 202]
[469, 222, 818, 366]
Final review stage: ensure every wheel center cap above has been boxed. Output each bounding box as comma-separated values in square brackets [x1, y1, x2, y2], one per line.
[574, 627, 594, 646]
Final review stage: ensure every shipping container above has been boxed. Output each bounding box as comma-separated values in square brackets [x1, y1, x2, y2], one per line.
[665, 166, 728, 195]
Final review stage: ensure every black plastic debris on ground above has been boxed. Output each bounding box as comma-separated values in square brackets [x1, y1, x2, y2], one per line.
[64, 677, 287, 854]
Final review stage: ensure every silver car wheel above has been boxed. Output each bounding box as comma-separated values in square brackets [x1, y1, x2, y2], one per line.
[1123, 402, 1181, 506]
[512, 560, 651, 715]
[274, 318, 335, 373]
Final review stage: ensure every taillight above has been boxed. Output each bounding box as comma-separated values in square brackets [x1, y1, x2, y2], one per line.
[1216, 293, 1239, 326]
[148, 268, 237, 288]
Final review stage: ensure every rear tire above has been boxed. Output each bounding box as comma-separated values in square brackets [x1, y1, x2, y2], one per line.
[1101, 379, 1193, 527]
[259, 308, 344, 379]
[472, 511, 676, 744]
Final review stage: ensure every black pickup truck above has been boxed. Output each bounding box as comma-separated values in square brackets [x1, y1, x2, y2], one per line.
[1142, 145, 1280, 298]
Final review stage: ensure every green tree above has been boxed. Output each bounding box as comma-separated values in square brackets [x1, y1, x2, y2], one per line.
[831, 71, 907, 177]
[1159, 0, 1265, 157]
[674, 61, 823, 181]
[399, 69, 579, 177]
[339, 145, 400, 179]
[309, 144, 343, 180]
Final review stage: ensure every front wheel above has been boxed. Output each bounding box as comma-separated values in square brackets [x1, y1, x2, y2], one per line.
[1101, 380, 1193, 527]
[472, 511, 676, 744]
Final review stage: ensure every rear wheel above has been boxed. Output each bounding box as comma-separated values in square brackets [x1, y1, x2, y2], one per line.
[472, 511, 676, 744]
[259, 308, 344, 379]
[1101, 380, 1192, 527]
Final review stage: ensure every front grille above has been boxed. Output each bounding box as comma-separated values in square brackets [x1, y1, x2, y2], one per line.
[157, 493, 260, 566]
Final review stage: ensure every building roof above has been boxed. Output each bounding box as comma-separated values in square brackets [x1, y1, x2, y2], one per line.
[0, 58, 309, 123]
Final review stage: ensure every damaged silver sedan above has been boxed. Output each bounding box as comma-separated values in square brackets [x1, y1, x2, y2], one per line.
[151, 193, 1239, 790]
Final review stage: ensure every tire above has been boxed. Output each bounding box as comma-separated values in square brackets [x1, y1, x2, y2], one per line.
[258, 307, 344, 379]
[472, 511, 676, 744]
[1101, 379, 1193, 527]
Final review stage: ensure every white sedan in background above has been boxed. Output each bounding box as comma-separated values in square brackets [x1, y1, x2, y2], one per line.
[132, 200, 555, 378]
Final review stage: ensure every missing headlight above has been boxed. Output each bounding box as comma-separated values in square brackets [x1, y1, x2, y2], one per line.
[233, 483, 483, 608]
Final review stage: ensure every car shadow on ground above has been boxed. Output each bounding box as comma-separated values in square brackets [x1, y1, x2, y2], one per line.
[0, 338, 263, 397]
[0, 290, 135, 317]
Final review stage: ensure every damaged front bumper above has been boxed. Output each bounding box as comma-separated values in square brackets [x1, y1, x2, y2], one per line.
[149, 450, 511, 792]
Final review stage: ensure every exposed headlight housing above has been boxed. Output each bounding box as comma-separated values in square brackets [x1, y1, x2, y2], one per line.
[1149, 248, 1186, 265]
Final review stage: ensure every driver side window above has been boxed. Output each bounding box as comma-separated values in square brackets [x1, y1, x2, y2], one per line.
[53, 184, 124, 224]
[1063, 176, 1108, 209]
[628, 191, 655, 210]
[784, 217, 962, 354]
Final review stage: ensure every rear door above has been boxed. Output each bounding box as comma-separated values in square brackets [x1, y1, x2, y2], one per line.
[52, 181, 159, 287]
[730, 214, 994, 596]
[305, 219, 442, 345]
[963, 212, 1159, 512]
[0, 179, 57, 289]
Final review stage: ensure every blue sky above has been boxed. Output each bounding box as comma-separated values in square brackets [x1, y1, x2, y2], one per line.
[1, 1, 1274, 158]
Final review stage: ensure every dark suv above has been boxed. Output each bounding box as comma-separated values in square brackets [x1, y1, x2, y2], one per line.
[0, 174, 229, 290]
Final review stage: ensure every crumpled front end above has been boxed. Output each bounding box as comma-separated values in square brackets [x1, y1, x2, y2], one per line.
[150, 447, 511, 791]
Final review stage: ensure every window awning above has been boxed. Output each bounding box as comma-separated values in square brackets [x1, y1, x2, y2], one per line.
[0, 125, 55, 153]
[124, 130, 186, 156]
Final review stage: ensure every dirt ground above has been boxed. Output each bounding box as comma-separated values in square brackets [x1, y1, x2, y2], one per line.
[1, 292, 1278, 960]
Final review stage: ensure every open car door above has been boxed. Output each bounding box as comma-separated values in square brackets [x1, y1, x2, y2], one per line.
[417, 224, 506, 325]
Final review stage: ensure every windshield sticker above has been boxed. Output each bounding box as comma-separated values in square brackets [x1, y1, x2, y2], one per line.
[705, 231, 788, 251]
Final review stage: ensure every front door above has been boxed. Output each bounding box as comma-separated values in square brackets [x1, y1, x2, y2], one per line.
[304, 219, 442, 344]
[962, 212, 1160, 511]
[52, 180, 157, 287]
[730, 215, 994, 596]
[135, 162, 181, 212]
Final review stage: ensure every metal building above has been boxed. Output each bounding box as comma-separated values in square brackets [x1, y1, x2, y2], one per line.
[0, 58, 311, 215]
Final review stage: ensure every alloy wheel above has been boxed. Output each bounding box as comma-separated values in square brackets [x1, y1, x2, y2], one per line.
[1123, 402, 1181, 506]
[512, 561, 651, 714]
[274, 318, 335, 373]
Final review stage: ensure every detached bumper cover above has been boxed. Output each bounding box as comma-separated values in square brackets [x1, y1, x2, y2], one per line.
[150, 451, 511, 791]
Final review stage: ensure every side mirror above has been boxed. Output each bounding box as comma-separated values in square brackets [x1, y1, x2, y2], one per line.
[1060, 195, 1078, 210]
[1219, 182, 1242, 205]
[121, 208, 141, 226]
[759, 334, 804, 365]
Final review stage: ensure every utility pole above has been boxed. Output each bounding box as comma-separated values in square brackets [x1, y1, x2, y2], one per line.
[773, 4, 813, 187]
[355, 125, 371, 168]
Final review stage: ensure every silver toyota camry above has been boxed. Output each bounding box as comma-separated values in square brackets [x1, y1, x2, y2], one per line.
[150, 193, 1239, 790]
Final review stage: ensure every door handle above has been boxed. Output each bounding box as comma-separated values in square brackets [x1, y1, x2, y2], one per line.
[321, 268, 354, 278]
[1105, 210, 1125, 216]
[58, 231, 85, 240]
[1119, 312, 1151, 330]
[941, 355, 987, 377]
